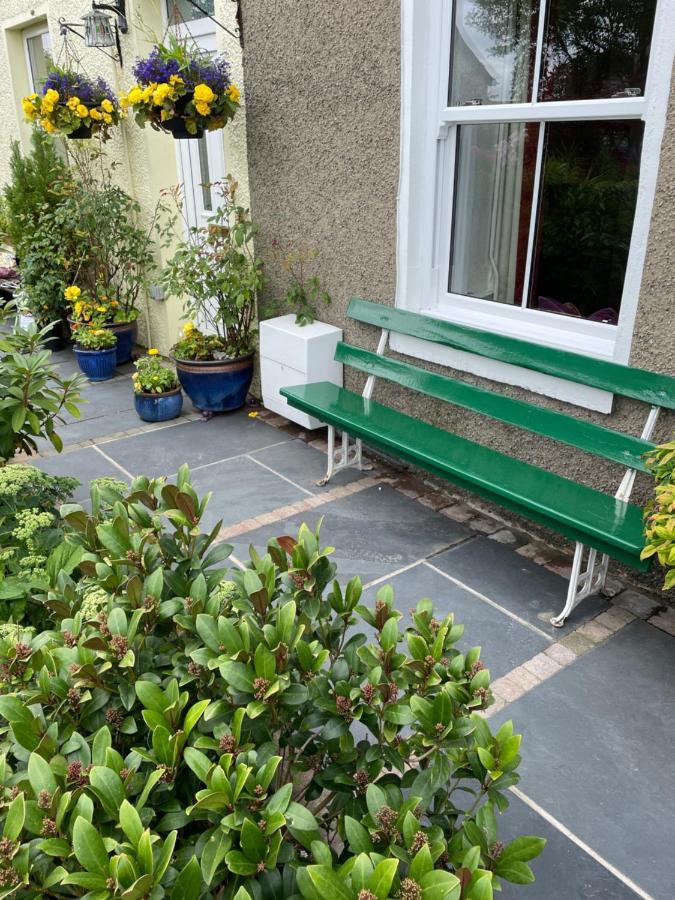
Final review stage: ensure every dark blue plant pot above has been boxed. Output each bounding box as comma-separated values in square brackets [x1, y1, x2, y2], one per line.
[134, 387, 183, 423]
[108, 320, 138, 365]
[74, 347, 117, 382]
[174, 354, 254, 413]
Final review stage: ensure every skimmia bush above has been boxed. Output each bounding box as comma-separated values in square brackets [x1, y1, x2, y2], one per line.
[0, 468, 544, 899]
[642, 440, 675, 589]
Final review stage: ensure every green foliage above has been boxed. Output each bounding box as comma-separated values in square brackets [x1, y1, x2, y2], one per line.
[0, 306, 84, 463]
[642, 440, 675, 590]
[72, 326, 117, 350]
[0, 465, 78, 624]
[268, 241, 331, 327]
[162, 176, 262, 358]
[133, 352, 179, 394]
[0, 469, 543, 898]
[2, 133, 72, 326]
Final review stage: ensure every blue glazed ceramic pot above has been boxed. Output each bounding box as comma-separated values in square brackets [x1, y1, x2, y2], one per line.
[174, 354, 254, 413]
[74, 347, 117, 382]
[69, 318, 137, 365]
[134, 387, 183, 423]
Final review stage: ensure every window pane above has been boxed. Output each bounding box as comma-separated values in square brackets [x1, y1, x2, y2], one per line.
[449, 122, 538, 304]
[539, 0, 657, 101]
[197, 136, 213, 211]
[25, 31, 51, 92]
[528, 120, 643, 322]
[166, 0, 215, 25]
[449, 0, 539, 105]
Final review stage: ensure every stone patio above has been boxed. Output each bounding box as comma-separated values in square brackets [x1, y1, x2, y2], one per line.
[29, 348, 675, 899]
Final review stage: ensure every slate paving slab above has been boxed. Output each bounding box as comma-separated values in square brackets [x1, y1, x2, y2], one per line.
[31, 447, 128, 501]
[433, 537, 608, 636]
[249, 439, 364, 493]
[231, 483, 471, 584]
[493, 620, 675, 898]
[361, 562, 551, 680]
[190, 456, 309, 531]
[101, 414, 292, 478]
[498, 794, 638, 898]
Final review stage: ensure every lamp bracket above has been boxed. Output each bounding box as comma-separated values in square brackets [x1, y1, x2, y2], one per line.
[92, 1, 128, 34]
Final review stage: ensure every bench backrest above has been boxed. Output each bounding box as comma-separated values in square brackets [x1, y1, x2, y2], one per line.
[338, 299, 675, 473]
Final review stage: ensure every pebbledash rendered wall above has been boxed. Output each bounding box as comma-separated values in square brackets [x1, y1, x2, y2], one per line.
[242, 0, 675, 501]
[0, 0, 249, 356]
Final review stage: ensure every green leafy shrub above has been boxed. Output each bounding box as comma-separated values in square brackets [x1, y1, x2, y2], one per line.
[642, 440, 675, 589]
[72, 326, 117, 350]
[0, 465, 78, 623]
[0, 468, 544, 899]
[266, 241, 331, 326]
[0, 307, 84, 462]
[133, 351, 179, 394]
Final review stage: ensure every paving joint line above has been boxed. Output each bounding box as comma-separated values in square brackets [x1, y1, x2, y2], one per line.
[423, 559, 554, 642]
[509, 787, 653, 899]
[244, 453, 315, 497]
[361, 558, 428, 591]
[91, 444, 135, 481]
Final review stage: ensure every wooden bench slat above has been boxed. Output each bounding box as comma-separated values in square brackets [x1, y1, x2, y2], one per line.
[335, 343, 655, 472]
[281, 382, 648, 569]
[347, 298, 675, 411]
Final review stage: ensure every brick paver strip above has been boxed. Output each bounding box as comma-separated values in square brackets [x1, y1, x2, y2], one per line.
[215, 476, 381, 541]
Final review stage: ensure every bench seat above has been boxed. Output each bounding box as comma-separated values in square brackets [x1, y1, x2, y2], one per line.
[281, 381, 648, 570]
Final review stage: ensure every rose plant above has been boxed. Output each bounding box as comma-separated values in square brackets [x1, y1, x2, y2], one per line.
[0, 468, 544, 899]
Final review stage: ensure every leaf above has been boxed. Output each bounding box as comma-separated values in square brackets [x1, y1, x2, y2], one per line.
[196, 614, 221, 652]
[201, 828, 230, 885]
[184, 747, 212, 783]
[344, 816, 373, 854]
[224, 850, 257, 876]
[240, 817, 267, 862]
[368, 858, 399, 899]
[493, 861, 535, 884]
[171, 856, 202, 900]
[420, 869, 462, 899]
[3, 793, 24, 841]
[135, 680, 169, 713]
[72, 816, 109, 876]
[89, 766, 125, 818]
[306, 865, 352, 900]
[379, 617, 398, 651]
[266, 783, 292, 815]
[498, 835, 546, 864]
[220, 660, 254, 693]
[118, 800, 144, 846]
[27, 752, 57, 795]
[184, 699, 210, 738]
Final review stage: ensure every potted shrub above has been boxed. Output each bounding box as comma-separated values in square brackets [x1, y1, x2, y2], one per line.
[22, 66, 121, 139]
[260, 242, 342, 429]
[162, 177, 261, 417]
[72, 324, 117, 381]
[132, 348, 184, 422]
[122, 35, 240, 139]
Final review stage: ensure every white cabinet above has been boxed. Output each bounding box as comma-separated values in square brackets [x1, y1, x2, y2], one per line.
[259, 315, 343, 429]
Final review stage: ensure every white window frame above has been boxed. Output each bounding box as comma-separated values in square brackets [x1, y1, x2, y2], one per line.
[396, 0, 675, 412]
[22, 21, 51, 93]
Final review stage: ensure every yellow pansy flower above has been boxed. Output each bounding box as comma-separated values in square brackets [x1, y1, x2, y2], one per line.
[182, 321, 195, 335]
[195, 101, 211, 116]
[96, 305, 107, 312]
[76, 104, 89, 119]
[119, 92, 129, 109]
[101, 98, 114, 113]
[169, 74, 184, 86]
[193, 83, 215, 104]
[90, 108, 102, 121]
[21, 98, 37, 119]
[148, 348, 159, 356]
[64, 286, 82, 301]
[102, 113, 112, 124]
[227, 83, 240, 104]
[141, 84, 157, 103]
[67, 96, 80, 109]
[41, 118, 56, 133]
[44, 89, 59, 104]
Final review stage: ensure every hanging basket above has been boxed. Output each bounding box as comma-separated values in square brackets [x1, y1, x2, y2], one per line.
[160, 118, 204, 141]
[67, 124, 93, 140]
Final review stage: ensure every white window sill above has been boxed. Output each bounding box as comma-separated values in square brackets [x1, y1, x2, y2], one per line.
[391, 301, 617, 413]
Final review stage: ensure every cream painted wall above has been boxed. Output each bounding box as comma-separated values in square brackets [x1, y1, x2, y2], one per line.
[0, 0, 249, 354]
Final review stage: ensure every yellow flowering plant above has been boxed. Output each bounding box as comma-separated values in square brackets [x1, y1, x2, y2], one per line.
[22, 67, 122, 140]
[133, 351, 179, 394]
[122, 36, 239, 138]
[63, 285, 122, 327]
[71, 324, 117, 350]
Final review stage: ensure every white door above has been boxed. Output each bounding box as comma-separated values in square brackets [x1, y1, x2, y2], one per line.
[171, 19, 226, 231]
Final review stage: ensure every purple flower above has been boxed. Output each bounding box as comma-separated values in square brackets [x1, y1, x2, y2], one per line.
[42, 67, 117, 108]
[132, 48, 181, 84]
[132, 45, 231, 92]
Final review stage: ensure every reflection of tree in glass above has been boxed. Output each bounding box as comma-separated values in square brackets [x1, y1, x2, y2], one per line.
[466, 0, 656, 101]
[532, 122, 642, 318]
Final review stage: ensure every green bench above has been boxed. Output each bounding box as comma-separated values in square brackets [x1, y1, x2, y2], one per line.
[281, 299, 675, 626]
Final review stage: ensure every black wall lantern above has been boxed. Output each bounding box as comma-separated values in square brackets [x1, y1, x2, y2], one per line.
[59, 1, 127, 65]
